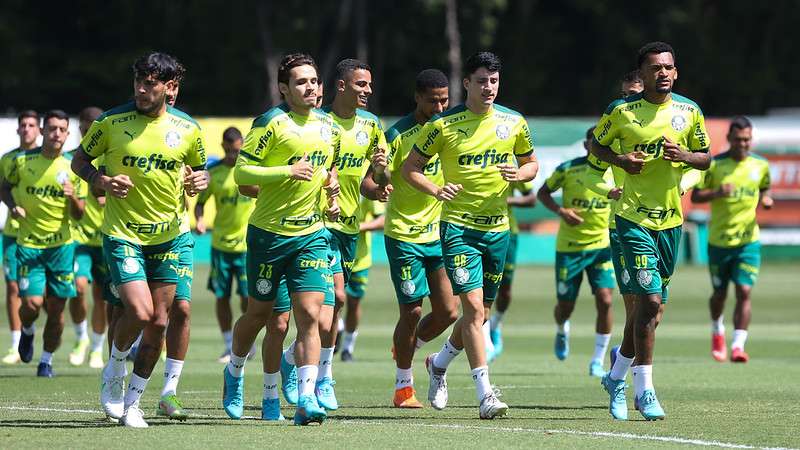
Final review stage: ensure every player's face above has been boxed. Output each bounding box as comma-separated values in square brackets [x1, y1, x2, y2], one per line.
[464, 68, 499, 106]
[167, 82, 180, 107]
[640, 52, 677, 95]
[415, 87, 449, 121]
[315, 82, 325, 108]
[134, 74, 173, 115]
[340, 69, 372, 108]
[728, 127, 752, 153]
[78, 118, 93, 137]
[223, 138, 243, 160]
[281, 64, 319, 110]
[42, 117, 69, 152]
[620, 80, 643, 97]
[17, 117, 40, 147]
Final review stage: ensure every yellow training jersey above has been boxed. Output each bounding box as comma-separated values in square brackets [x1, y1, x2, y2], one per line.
[545, 156, 612, 252]
[238, 104, 340, 237]
[352, 198, 384, 272]
[592, 93, 710, 231]
[413, 104, 534, 233]
[81, 102, 207, 245]
[508, 180, 534, 234]
[67, 150, 104, 247]
[698, 152, 770, 248]
[197, 160, 255, 253]
[1, 148, 23, 238]
[321, 107, 386, 236]
[6, 149, 86, 249]
[384, 113, 443, 243]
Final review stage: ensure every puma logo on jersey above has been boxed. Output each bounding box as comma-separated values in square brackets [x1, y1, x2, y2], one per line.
[632, 119, 645, 127]
[124, 130, 135, 140]
[456, 128, 469, 137]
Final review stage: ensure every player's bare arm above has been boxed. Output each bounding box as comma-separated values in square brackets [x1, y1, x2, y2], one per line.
[402, 149, 461, 201]
[71, 147, 133, 198]
[662, 136, 711, 170]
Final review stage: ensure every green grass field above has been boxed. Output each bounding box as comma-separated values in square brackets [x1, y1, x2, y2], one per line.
[0, 263, 798, 449]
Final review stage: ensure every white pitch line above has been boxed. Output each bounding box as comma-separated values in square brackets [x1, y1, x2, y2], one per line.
[0, 405, 795, 450]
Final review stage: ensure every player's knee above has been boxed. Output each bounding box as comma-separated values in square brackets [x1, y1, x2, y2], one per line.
[269, 315, 290, 337]
[711, 289, 727, 302]
[734, 285, 751, 303]
[170, 301, 191, 321]
[640, 296, 661, 316]
[7, 282, 19, 297]
[401, 305, 423, 325]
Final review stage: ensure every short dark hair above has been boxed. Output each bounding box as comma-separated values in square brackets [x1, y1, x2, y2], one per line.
[222, 127, 243, 142]
[464, 52, 501, 77]
[622, 70, 642, 84]
[586, 126, 596, 140]
[336, 58, 370, 81]
[78, 106, 103, 123]
[132, 52, 185, 83]
[43, 109, 69, 126]
[415, 69, 449, 92]
[728, 116, 752, 133]
[17, 110, 39, 126]
[637, 42, 675, 68]
[278, 53, 318, 85]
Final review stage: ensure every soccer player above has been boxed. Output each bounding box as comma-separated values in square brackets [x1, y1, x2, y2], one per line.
[67, 106, 108, 369]
[311, 58, 387, 411]
[1, 110, 40, 365]
[339, 197, 385, 361]
[691, 116, 772, 363]
[487, 180, 536, 361]
[537, 126, 615, 376]
[1, 109, 86, 377]
[591, 42, 711, 421]
[362, 68, 459, 408]
[71, 52, 207, 428]
[222, 53, 340, 425]
[196, 127, 254, 363]
[403, 52, 538, 419]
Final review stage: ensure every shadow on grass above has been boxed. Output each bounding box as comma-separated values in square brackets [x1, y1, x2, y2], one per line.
[0, 373, 89, 378]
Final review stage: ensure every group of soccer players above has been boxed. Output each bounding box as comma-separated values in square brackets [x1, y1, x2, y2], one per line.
[0, 40, 774, 427]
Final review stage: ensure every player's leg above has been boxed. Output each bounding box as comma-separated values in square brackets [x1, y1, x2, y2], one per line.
[341, 269, 368, 361]
[587, 248, 615, 377]
[37, 244, 78, 377]
[210, 249, 235, 362]
[489, 233, 517, 360]
[15, 248, 44, 364]
[553, 251, 582, 361]
[2, 236, 22, 364]
[39, 294, 67, 377]
[730, 242, 760, 362]
[393, 301, 425, 408]
[69, 246, 95, 366]
[708, 245, 731, 361]
[88, 267, 108, 369]
[291, 289, 328, 424]
[262, 309, 290, 420]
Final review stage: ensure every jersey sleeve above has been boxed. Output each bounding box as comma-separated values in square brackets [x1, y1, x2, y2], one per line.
[80, 119, 109, 158]
[679, 167, 703, 194]
[386, 132, 401, 172]
[695, 162, 713, 190]
[329, 124, 342, 171]
[688, 109, 710, 152]
[5, 156, 19, 186]
[184, 127, 208, 170]
[517, 180, 534, 194]
[581, 164, 613, 198]
[593, 105, 620, 147]
[759, 162, 771, 190]
[413, 120, 443, 158]
[586, 150, 611, 172]
[545, 165, 565, 191]
[240, 119, 273, 164]
[514, 119, 534, 156]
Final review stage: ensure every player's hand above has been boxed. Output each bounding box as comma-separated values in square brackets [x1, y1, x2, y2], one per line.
[498, 164, 519, 182]
[326, 198, 340, 222]
[377, 184, 393, 203]
[98, 174, 133, 198]
[662, 137, 685, 162]
[290, 153, 314, 181]
[183, 166, 208, 196]
[761, 195, 774, 210]
[621, 151, 645, 175]
[717, 183, 735, 198]
[435, 183, 462, 202]
[372, 147, 388, 175]
[608, 187, 623, 200]
[558, 207, 584, 226]
[10, 206, 25, 219]
[195, 219, 207, 234]
[324, 170, 340, 199]
[62, 180, 75, 198]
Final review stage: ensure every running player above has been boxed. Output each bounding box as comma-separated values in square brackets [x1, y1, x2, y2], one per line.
[195, 127, 254, 363]
[591, 42, 711, 421]
[339, 197, 385, 361]
[537, 127, 615, 376]
[1, 109, 86, 377]
[222, 53, 340, 425]
[312, 58, 387, 411]
[691, 116, 772, 363]
[1, 110, 40, 365]
[362, 68, 459, 408]
[67, 106, 108, 369]
[71, 52, 207, 427]
[403, 52, 538, 419]
[487, 180, 535, 361]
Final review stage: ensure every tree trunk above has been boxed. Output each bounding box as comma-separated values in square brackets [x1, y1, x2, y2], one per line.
[445, 0, 462, 104]
[256, 1, 281, 108]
